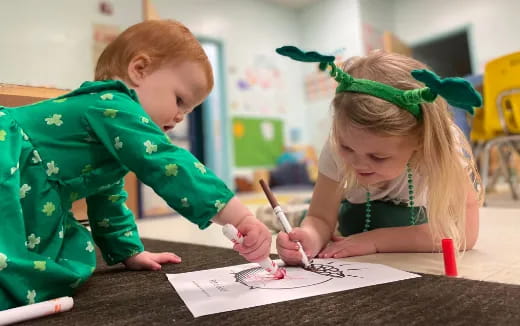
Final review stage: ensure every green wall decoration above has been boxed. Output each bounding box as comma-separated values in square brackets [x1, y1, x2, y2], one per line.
[232, 117, 284, 167]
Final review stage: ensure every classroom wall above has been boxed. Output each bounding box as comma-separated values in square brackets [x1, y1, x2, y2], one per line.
[0, 0, 141, 89]
[297, 0, 364, 154]
[0, 0, 366, 182]
[153, 0, 308, 170]
[0, 0, 308, 171]
[392, 0, 520, 73]
[359, 0, 394, 33]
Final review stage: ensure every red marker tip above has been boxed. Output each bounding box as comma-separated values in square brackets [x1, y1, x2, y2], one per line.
[273, 268, 287, 280]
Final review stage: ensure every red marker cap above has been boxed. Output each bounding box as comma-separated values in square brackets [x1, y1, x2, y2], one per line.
[442, 238, 458, 277]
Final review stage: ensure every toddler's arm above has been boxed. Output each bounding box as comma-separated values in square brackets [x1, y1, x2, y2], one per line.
[86, 180, 144, 265]
[84, 91, 234, 230]
[87, 179, 182, 269]
[84, 89, 271, 262]
[212, 197, 272, 262]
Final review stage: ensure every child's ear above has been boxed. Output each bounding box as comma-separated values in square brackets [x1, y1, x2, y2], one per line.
[127, 54, 152, 86]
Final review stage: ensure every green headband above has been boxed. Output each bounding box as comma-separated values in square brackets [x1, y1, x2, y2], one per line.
[276, 46, 482, 119]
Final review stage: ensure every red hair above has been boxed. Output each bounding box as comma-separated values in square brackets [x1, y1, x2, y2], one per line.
[95, 19, 213, 91]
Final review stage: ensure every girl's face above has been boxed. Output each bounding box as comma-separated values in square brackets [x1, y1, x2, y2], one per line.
[336, 122, 418, 186]
[129, 58, 209, 132]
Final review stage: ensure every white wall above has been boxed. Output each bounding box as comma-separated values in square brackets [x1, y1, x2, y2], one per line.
[359, 0, 394, 33]
[0, 0, 141, 89]
[0, 0, 366, 175]
[0, 0, 307, 168]
[393, 0, 520, 73]
[298, 0, 364, 154]
[153, 0, 307, 149]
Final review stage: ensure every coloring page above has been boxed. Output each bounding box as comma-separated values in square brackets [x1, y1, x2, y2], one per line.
[167, 259, 420, 317]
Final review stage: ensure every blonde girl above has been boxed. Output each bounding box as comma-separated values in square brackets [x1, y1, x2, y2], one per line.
[275, 46, 483, 264]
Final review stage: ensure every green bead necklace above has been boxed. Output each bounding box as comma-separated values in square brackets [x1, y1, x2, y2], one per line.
[364, 164, 416, 232]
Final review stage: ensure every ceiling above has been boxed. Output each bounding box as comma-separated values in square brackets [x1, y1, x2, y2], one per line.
[259, 0, 323, 9]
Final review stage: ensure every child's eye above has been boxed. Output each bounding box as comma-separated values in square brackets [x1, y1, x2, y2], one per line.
[341, 145, 353, 152]
[370, 155, 389, 162]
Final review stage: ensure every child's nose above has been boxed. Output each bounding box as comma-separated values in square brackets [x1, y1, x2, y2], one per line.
[350, 155, 367, 169]
[174, 112, 185, 123]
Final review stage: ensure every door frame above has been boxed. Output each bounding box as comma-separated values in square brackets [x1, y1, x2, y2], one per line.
[198, 37, 233, 188]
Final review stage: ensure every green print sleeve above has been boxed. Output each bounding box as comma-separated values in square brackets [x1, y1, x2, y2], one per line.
[83, 91, 234, 229]
[86, 180, 144, 265]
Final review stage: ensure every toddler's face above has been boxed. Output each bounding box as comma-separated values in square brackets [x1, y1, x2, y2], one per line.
[132, 60, 209, 132]
[336, 122, 418, 186]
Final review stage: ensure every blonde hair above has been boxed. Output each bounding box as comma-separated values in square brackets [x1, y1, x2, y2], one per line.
[331, 50, 483, 252]
[95, 19, 213, 92]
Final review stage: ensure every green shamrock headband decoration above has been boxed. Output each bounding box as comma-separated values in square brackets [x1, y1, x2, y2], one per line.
[276, 46, 482, 119]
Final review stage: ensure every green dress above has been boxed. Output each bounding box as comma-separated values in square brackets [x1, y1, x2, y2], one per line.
[0, 80, 234, 310]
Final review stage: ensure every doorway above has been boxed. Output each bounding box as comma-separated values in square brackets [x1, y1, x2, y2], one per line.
[412, 28, 473, 77]
[189, 103, 205, 163]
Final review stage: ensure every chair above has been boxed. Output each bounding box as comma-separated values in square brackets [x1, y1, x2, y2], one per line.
[470, 52, 520, 202]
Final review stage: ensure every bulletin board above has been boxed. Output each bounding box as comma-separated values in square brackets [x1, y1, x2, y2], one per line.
[232, 117, 284, 167]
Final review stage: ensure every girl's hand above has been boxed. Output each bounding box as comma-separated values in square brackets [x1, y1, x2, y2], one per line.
[276, 227, 320, 265]
[124, 251, 181, 270]
[318, 234, 377, 258]
[233, 217, 272, 262]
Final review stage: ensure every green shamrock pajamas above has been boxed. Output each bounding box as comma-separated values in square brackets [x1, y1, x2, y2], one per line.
[0, 81, 233, 310]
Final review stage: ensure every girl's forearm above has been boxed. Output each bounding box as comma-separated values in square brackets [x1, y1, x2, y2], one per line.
[364, 224, 438, 253]
[301, 215, 335, 250]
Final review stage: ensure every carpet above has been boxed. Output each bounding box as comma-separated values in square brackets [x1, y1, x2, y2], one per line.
[17, 238, 520, 325]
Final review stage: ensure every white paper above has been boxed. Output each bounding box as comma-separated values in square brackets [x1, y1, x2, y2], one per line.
[167, 259, 420, 317]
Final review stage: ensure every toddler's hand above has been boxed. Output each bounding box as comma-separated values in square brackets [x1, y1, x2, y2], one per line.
[318, 234, 376, 258]
[124, 251, 181, 271]
[276, 227, 319, 265]
[233, 217, 272, 263]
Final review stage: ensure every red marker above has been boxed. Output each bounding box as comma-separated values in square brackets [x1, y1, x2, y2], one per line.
[442, 238, 458, 277]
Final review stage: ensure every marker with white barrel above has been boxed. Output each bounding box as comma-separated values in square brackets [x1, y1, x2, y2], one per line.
[222, 224, 286, 279]
[0, 296, 74, 325]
